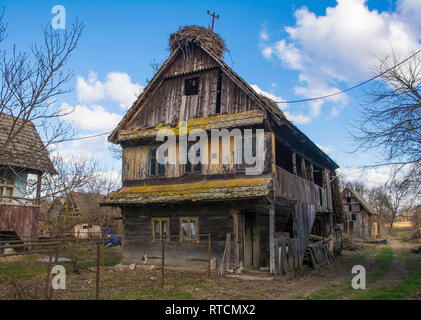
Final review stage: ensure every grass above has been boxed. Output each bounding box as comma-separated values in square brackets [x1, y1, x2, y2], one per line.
[303, 246, 395, 300]
[0, 256, 48, 276]
[106, 287, 193, 300]
[354, 268, 421, 300]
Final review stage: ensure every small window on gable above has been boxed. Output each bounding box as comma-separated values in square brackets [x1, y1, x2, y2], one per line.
[184, 77, 199, 96]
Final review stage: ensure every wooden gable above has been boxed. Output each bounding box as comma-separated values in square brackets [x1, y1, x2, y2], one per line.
[121, 45, 264, 131]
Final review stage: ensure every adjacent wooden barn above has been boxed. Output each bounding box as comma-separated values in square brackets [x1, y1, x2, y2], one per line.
[341, 188, 380, 240]
[102, 26, 341, 274]
[0, 113, 56, 242]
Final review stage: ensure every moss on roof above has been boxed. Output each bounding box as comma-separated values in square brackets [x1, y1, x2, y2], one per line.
[102, 178, 271, 205]
[117, 111, 264, 142]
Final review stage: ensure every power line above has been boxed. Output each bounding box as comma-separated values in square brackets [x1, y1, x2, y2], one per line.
[53, 131, 111, 144]
[50, 50, 421, 144]
[275, 48, 421, 104]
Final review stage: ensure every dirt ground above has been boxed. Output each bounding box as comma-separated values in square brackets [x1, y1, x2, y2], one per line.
[1, 225, 421, 300]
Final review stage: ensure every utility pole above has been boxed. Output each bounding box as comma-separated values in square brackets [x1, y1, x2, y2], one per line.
[207, 10, 219, 31]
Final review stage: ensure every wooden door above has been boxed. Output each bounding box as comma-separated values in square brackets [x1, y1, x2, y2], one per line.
[244, 213, 258, 267]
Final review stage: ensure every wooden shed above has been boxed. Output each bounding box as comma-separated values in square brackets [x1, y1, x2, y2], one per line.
[342, 188, 380, 240]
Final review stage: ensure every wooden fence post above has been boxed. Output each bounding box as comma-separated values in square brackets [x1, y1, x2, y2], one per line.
[44, 248, 53, 299]
[161, 236, 165, 289]
[96, 239, 100, 300]
[208, 233, 211, 279]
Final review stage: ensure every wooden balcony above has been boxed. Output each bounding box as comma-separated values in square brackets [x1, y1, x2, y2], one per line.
[273, 166, 331, 212]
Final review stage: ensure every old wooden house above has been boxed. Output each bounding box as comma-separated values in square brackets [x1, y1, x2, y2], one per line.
[39, 191, 122, 237]
[342, 188, 380, 240]
[0, 113, 56, 242]
[102, 26, 341, 274]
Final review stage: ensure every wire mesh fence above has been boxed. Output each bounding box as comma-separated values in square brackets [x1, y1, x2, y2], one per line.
[0, 233, 212, 300]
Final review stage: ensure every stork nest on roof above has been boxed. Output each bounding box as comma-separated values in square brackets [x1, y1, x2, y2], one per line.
[169, 25, 226, 59]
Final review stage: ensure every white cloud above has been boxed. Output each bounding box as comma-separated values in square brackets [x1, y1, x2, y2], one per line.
[273, 40, 304, 70]
[60, 103, 123, 131]
[251, 84, 311, 124]
[261, 0, 421, 118]
[260, 29, 269, 41]
[338, 166, 392, 189]
[316, 144, 333, 153]
[51, 133, 110, 165]
[76, 71, 143, 109]
[283, 111, 312, 124]
[262, 46, 273, 59]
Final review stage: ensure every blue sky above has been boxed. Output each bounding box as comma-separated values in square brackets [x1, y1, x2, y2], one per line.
[3, 0, 420, 188]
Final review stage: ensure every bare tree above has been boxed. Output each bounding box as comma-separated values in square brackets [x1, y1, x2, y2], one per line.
[367, 180, 412, 233]
[352, 51, 421, 196]
[37, 155, 98, 236]
[0, 12, 85, 159]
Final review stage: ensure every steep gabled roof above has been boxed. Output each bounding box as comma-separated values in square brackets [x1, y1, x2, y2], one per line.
[108, 40, 338, 169]
[344, 188, 377, 215]
[0, 113, 56, 174]
[108, 45, 284, 143]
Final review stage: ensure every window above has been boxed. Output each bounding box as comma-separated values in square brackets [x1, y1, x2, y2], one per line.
[348, 204, 352, 212]
[184, 77, 199, 96]
[185, 144, 201, 174]
[238, 135, 256, 169]
[359, 204, 364, 211]
[347, 197, 351, 203]
[152, 218, 170, 241]
[0, 174, 14, 203]
[179, 217, 199, 242]
[149, 148, 165, 177]
[352, 213, 357, 221]
[275, 142, 293, 173]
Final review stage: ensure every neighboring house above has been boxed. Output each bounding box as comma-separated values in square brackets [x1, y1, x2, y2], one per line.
[39, 191, 122, 236]
[73, 223, 102, 239]
[0, 113, 56, 242]
[342, 188, 380, 240]
[102, 26, 341, 274]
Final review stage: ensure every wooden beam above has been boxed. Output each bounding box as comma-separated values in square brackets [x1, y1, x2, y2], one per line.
[269, 202, 275, 274]
[230, 208, 240, 268]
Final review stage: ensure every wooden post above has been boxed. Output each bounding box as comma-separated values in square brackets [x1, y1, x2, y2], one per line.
[208, 233, 211, 279]
[102, 233, 105, 267]
[301, 158, 307, 180]
[96, 239, 100, 300]
[292, 152, 297, 175]
[36, 174, 42, 205]
[49, 244, 59, 300]
[269, 203, 275, 274]
[329, 213, 334, 253]
[230, 209, 240, 268]
[161, 236, 165, 289]
[310, 163, 314, 183]
[44, 248, 53, 299]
